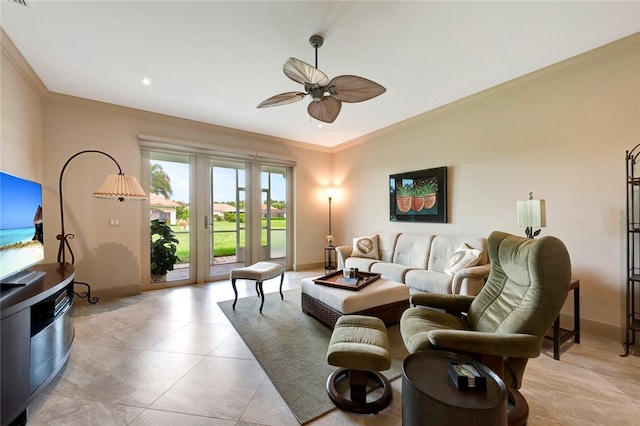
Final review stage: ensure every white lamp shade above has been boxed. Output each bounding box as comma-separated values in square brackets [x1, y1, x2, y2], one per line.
[517, 199, 546, 228]
[93, 174, 147, 200]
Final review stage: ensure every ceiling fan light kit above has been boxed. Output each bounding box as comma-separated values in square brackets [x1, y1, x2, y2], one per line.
[257, 35, 386, 123]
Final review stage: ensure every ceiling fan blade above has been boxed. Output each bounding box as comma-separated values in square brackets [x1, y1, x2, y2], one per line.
[307, 97, 341, 123]
[327, 75, 386, 103]
[283, 57, 330, 86]
[257, 91, 307, 108]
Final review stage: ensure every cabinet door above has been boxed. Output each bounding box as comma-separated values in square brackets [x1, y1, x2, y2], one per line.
[1, 308, 30, 426]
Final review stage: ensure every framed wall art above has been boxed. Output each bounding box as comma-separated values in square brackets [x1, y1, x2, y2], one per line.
[389, 166, 447, 223]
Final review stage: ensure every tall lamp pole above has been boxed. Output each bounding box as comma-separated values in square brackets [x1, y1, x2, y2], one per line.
[57, 150, 147, 303]
[326, 187, 334, 247]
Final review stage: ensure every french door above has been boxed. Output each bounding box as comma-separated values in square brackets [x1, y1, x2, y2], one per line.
[141, 149, 292, 290]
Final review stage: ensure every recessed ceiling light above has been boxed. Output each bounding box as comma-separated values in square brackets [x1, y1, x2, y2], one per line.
[140, 77, 152, 86]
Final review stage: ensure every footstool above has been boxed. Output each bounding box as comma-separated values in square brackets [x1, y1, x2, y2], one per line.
[301, 276, 409, 327]
[326, 315, 392, 414]
[230, 262, 285, 313]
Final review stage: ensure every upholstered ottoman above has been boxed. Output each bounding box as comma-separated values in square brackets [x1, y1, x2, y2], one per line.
[326, 315, 392, 414]
[230, 262, 285, 313]
[301, 276, 409, 327]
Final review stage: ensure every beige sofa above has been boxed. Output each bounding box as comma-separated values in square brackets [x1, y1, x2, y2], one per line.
[335, 231, 490, 296]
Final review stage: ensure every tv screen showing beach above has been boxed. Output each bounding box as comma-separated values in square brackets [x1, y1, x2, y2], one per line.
[0, 171, 44, 281]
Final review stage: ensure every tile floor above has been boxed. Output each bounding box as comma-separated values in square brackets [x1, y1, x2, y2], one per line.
[26, 269, 640, 426]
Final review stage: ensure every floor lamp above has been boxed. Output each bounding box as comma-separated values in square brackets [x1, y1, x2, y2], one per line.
[326, 187, 335, 247]
[58, 150, 147, 303]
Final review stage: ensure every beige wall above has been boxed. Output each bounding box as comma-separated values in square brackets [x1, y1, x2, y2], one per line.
[3, 29, 639, 337]
[40, 98, 331, 297]
[331, 35, 640, 338]
[1, 31, 44, 181]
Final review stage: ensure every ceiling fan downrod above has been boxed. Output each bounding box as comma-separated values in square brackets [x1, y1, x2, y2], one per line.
[309, 35, 323, 69]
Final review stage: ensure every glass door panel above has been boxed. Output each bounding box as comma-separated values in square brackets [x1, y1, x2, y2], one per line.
[149, 152, 192, 285]
[261, 166, 287, 263]
[208, 160, 246, 279]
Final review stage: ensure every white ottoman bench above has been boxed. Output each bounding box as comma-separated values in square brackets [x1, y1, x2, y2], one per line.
[230, 262, 285, 313]
[301, 276, 409, 327]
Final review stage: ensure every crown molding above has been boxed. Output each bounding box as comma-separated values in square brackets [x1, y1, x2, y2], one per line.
[44, 91, 333, 154]
[1, 27, 48, 98]
[1, 24, 331, 155]
[4, 22, 636, 156]
[333, 31, 640, 153]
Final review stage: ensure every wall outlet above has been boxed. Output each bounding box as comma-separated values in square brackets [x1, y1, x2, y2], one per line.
[109, 218, 119, 227]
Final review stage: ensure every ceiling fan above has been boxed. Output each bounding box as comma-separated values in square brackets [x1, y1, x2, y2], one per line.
[257, 35, 386, 124]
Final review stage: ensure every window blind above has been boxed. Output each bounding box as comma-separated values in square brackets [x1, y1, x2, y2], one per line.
[138, 134, 297, 166]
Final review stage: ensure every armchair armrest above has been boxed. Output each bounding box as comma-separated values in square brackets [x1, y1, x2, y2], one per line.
[335, 245, 352, 270]
[410, 293, 475, 315]
[428, 330, 542, 359]
[451, 263, 491, 294]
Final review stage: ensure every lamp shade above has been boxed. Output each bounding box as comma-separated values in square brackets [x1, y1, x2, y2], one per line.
[93, 174, 147, 200]
[517, 199, 546, 228]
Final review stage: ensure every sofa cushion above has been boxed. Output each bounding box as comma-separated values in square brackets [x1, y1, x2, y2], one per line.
[371, 262, 415, 282]
[405, 269, 453, 294]
[392, 233, 434, 269]
[444, 243, 482, 276]
[428, 236, 488, 273]
[352, 234, 380, 259]
[376, 231, 401, 263]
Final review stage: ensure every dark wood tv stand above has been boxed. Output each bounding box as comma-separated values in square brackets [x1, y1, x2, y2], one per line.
[1, 263, 75, 426]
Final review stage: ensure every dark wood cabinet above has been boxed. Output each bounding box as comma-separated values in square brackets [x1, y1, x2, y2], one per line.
[1, 263, 75, 426]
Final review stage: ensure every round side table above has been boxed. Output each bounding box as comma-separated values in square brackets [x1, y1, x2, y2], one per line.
[402, 351, 508, 426]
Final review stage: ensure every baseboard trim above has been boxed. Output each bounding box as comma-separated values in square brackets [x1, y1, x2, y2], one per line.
[74, 283, 141, 304]
[560, 313, 621, 341]
[293, 261, 324, 271]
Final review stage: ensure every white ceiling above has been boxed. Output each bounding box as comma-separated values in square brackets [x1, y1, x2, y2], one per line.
[2, 1, 639, 148]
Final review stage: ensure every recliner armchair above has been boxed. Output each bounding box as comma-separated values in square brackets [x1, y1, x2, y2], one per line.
[400, 230, 571, 425]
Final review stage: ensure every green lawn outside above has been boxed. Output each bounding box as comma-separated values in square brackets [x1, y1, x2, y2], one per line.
[169, 219, 286, 262]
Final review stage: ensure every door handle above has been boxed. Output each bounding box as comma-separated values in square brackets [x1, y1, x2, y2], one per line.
[204, 215, 209, 229]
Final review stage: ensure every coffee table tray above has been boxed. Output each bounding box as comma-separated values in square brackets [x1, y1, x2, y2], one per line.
[313, 270, 381, 291]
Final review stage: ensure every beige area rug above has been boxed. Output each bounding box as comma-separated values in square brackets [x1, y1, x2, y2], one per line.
[218, 288, 408, 424]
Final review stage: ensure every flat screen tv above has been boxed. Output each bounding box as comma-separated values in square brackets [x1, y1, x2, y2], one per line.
[0, 171, 45, 285]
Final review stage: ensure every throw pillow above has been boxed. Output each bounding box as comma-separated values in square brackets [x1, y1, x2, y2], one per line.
[352, 235, 380, 259]
[444, 243, 482, 276]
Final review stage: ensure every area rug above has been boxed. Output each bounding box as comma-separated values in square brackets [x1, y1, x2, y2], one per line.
[218, 288, 408, 424]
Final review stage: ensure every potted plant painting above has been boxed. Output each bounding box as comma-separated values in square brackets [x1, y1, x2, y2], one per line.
[422, 181, 438, 209]
[150, 219, 180, 283]
[389, 167, 447, 223]
[396, 183, 413, 213]
[412, 183, 427, 211]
